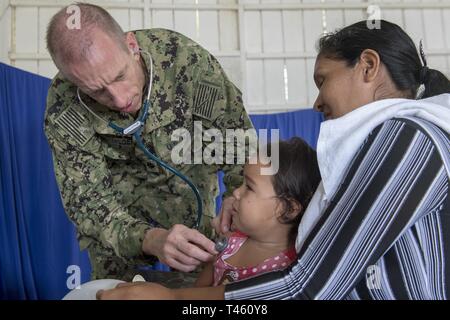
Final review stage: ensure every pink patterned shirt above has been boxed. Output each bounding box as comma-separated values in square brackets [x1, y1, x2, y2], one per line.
[212, 231, 297, 286]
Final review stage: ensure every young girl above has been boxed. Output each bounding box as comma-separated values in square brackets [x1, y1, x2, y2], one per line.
[194, 137, 321, 287]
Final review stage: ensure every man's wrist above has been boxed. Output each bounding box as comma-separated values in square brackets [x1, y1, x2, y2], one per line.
[142, 227, 167, 256]
[119, 222, 154, 258]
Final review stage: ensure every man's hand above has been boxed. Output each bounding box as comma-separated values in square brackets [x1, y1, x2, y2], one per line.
[97, 282, 175, 300]
[211, 196, 235, 235]
[142, 225, 217, 272]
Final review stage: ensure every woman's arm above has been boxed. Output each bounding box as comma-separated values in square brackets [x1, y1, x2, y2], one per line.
[97, 282, 225, 300]
[194, 261, 215, 287]
[224, 119, 449, 300]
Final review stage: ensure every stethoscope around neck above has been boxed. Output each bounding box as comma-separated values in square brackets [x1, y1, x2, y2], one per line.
[76, 50, 228, 252]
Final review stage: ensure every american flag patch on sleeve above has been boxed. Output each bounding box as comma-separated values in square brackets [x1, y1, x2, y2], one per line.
[193, 82, 220, 120]
[54, 107, 95, 146]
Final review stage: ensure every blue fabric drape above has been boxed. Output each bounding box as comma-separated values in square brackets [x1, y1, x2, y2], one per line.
[250, 109, 323, 150]
[0, 63, 91, 300]
[0, 62, 322, 299]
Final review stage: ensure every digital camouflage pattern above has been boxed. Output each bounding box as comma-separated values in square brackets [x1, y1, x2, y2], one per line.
[44, 29, 254, 283]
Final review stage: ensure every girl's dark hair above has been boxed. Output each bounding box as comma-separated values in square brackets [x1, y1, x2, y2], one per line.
[317, 20, 450, 99]
[269, 137, 321, 244]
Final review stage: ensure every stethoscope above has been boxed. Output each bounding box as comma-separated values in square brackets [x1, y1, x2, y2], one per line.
[77, 50, 228, 253]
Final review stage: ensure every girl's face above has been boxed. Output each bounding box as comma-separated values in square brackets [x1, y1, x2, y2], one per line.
[312, 55, 374, 120]
[231, 162, 285, 241]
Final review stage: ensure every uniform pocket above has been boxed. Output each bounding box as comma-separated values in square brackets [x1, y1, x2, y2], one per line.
[100, 135, 133, 161]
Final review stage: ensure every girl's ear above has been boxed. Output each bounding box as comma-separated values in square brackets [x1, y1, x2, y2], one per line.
[277, 198, 303, 223]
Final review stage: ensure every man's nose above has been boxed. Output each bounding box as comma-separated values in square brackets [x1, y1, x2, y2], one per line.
[107, 85, 128, 109]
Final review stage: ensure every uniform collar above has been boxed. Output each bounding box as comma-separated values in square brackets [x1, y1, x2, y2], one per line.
[136, 39, 178, 135]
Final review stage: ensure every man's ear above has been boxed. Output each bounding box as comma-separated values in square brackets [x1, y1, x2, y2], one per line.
[358, 49, 381, 83]
[125, 32, 140, 59]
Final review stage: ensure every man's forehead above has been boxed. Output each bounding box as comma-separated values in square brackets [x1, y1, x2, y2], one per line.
[70, 30, 125, 64]
[86, 34, 125, 64]
[67, 47, 128, 88]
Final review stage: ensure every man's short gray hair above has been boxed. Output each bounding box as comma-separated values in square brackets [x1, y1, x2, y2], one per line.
[46, 2, 127, 69]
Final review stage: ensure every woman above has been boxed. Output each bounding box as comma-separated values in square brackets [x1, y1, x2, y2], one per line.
[98, 20, 450, 300]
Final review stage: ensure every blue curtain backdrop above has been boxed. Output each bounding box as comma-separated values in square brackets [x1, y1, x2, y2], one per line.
[0, 62, 323, 300]
[0, 63, 91, 300]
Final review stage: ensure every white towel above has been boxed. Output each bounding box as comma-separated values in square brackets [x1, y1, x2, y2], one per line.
[296, 93, 450, 252]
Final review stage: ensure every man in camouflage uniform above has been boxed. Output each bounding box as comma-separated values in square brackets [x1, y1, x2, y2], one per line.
[44, 4, 253, 285]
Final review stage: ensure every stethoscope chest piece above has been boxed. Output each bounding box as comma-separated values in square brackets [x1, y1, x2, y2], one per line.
[215, 236, 228, 253]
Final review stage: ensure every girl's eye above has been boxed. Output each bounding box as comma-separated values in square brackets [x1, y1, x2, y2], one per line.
[245, 183, 253, 191]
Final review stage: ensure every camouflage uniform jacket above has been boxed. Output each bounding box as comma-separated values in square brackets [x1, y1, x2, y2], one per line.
[44, 29, 254, 269]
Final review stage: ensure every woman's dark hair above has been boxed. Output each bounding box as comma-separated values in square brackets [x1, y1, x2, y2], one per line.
[268, 137, 321, 244]
[317, 20, 450, 99]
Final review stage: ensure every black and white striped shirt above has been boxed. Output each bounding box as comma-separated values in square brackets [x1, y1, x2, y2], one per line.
[225, 118, 449, 300]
